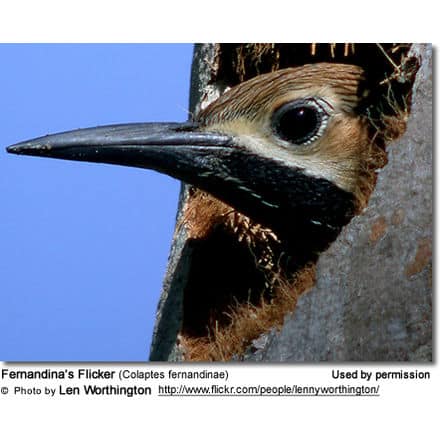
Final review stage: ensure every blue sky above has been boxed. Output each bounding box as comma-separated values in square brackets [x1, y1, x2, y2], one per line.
[0, 44, 194, 361]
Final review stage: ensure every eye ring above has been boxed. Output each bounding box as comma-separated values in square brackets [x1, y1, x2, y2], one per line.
[271, 98, 331, 146]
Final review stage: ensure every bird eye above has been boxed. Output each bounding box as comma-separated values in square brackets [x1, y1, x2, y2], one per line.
[271, 98, 330, 145]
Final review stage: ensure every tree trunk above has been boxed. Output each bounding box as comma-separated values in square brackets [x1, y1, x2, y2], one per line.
[150, 44, 432, 362]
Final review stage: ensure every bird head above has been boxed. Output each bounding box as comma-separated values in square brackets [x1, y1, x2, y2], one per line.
[7, 63, 369, 251]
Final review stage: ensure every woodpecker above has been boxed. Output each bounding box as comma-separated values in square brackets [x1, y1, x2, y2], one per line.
[7, 64, 371, 254]
[6, 63, 380, 359]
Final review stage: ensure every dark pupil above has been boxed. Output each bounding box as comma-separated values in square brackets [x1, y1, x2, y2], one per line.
[274, 105, 320, 144]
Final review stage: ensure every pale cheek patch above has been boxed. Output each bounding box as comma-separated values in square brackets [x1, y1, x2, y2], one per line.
[201, 111, 367, 195]
[232, 134, 364, 194]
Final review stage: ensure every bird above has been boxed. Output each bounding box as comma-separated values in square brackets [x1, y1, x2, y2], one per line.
[6, 62, 385, 360]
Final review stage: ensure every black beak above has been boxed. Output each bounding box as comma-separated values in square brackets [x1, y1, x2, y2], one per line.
[6, 120, 356, 248]
[6, 122, 234, 186]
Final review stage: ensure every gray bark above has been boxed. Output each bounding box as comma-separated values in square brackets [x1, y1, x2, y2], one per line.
[150, 44, 432, 362]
